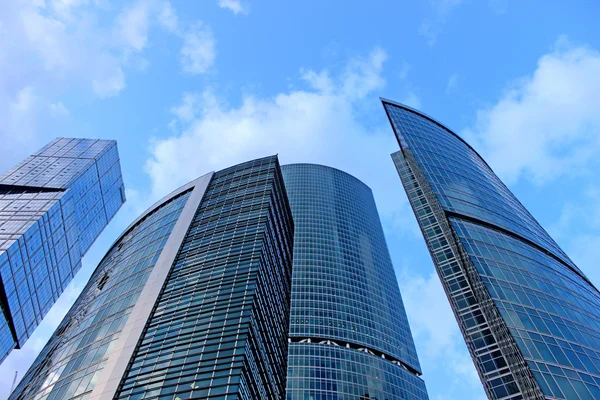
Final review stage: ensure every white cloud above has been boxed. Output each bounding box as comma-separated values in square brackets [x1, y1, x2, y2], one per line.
[400, 271, 461, 358]
[434, 0, 465, 15]
[218, 0, 248, 15]
[463, 38, 600, 185]
[170, 93, 201, 122]
[402, 92, 422, 109]
[548, 187, 600, 239]
[341, 47, 387, 99]
[50, 0, 91, 21]
[112, 1, 215, 76]
[391, 60, 422, 111]
[49, 101, 70, 117]
[488, 0, 508, 14]
[399, 61, 411, 80]
[180, 22, 216, 74]
[145, 48, 396, 203]
[5, 87, 40, 149]
[92, 61, 126, 98]
[19, 7, 70, 71]
[116, 1, 152, 52]
[158, 0, 178, 32]
[143, 47, 408, 233]
[0, 0, 123, 153]
[384, 198, 423, 239]
[420, 0, 465, 46]
[114, 0, 180, 51]
[570, 235, 600, 287]
[548, 185, 600, 286]
[5, 1, 127, 96]
[11, 86, 37, 114]
[446, 73, 458, 94]
[0, 0, 210, 170]
[419, 22, 437, 47]
[399, 270, 486, 399]
[169, 91, 220, 122]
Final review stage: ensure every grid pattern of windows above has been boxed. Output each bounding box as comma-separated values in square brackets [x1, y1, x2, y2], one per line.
[0, 138, 125, 362]
[384, 99, 600, 400]
[383, 103, 583, 278]
[453, 219, 600, 399]
[392, 151, 528, 399]
[287, 343, 429, 400]
[10, 189, 190, 400]
[117, 156, 294, 400]
[282, 164, 427, 400]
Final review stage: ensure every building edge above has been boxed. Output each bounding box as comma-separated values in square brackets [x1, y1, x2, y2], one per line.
[89, 173, 213, 400]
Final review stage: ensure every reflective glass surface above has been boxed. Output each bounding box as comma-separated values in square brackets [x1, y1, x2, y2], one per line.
[117, 156, 294, 400]
[452, 219, 600, 399]
[287, 344, 428, 400]
[384, 99, 600, 400]
[383, 103, 580, 276]
[10, 189, 191, 400]
[0, 138, 125, 362]
[392, 150, 524, 399]
[282, 164, 428, 400]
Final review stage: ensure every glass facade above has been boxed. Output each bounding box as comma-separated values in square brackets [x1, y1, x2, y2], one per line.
[0, 138, 125, 363]
[11, 190, 190, 400]
[11, 156, 294, 400]
[383, 98, 600, 400]
[117, 156, 294, 400]
[282, 164, 428, 400]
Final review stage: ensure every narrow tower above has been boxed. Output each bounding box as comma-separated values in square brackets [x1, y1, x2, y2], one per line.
[282, 164, 428, 400]
[383, 98, 600, 400]
[0, 138, 125, 363]
[11, 156, 294, 400]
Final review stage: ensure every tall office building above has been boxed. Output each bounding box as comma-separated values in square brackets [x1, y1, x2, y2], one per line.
[383, 98, 600, 400]
[0, 138, 125, 363]
[11, 156, 294, 400]
[282, 164, 428, 400]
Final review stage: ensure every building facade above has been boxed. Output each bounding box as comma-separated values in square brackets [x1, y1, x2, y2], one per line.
[10, 156, 294, 400]
[383, 98, 600, 400]
[282, 164, 428, 400]
[0, 138, 125, 363]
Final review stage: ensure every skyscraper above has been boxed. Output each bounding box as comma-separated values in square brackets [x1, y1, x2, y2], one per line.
[10, 156, 294, 400]
[382, 98, 600, 400]
[0, 138, 125, 363]
[282, 164, 428, 400]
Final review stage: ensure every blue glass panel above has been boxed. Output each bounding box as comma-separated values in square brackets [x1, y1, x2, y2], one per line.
[10, 190, 191, 400]
[384, 99, 600, 400]
[282, 164, 428, 400]
[117, 157, 294, 400]
[452, 218, 600, 399]
[0, 138, 125, 362]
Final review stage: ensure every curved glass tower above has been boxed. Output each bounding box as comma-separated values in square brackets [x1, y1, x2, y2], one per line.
[383, 98, 600, 400]
[11, 156, 294, 400]
[282, 164, 428, 400]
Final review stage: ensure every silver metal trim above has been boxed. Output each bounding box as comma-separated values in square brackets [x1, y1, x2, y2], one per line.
[89, 173, 213, 400]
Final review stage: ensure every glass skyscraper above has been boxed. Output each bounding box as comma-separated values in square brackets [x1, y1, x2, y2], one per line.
[10, 156, 294, 400]
[282, 164, 428, 400]
[383, 98, 600, 400]
[0, 138, 125, 363]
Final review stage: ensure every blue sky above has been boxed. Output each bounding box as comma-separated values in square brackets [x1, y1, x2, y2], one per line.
[1, 0, 600, 399]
